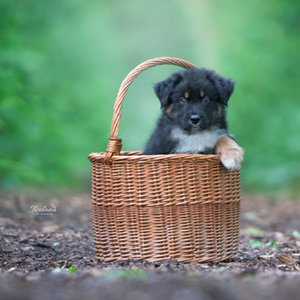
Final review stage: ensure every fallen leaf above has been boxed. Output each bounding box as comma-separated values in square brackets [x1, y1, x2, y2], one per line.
[19, 236, 29, 244]
[42, 225, 59, 233]
[278, 254, 297, 266]
[258, 255, 275, 260]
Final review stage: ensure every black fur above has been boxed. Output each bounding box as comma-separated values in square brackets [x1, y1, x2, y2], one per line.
[143, 68, 235, 155]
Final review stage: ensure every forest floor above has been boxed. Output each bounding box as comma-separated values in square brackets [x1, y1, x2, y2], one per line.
[1, 191, 300, 300]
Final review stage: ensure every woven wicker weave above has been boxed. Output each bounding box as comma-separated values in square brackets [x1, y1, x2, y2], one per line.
[88, 57, 241, 263]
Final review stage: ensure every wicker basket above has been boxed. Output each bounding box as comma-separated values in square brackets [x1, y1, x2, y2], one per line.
[88, 57, 241, 263]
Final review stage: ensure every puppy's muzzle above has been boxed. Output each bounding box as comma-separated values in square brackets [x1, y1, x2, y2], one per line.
[189, 115, 209, 129]
[190, 115, 200, 125]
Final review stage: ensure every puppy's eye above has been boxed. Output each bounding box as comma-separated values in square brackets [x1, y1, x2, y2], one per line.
[180, 97, 187, 104]
[203, 96, 210, 104]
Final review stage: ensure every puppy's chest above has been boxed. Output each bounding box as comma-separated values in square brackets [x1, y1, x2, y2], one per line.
[171, 128, 220, 154]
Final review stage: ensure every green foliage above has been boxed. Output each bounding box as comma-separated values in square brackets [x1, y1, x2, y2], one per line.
[1, 0, 300, 192]
[68, 266, 77, 274]
[242, 212, 257, 221]
[248, 240, 279, 248]
[248, 240, 265, 248]
[245, 226, 264, 237]
[266, 241, 279, 248]
[104, 269, 147, 280]
[292, 230, 300, 239]
[52, 265, 77, 274]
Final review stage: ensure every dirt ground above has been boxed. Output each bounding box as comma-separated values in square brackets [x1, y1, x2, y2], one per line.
[1, 191, 300, 300]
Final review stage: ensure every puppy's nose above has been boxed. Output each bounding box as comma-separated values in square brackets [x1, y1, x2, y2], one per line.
[190, 115, 200, 125]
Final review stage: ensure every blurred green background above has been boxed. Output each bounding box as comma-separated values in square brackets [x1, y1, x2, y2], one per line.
[1, 0, 300, 194]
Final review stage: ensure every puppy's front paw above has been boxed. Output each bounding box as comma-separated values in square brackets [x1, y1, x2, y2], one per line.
[220, 148, 244, 170]
[215, 136, 244, 170]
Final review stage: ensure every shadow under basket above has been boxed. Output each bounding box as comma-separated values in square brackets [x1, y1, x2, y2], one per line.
[88, 57, 241, 263]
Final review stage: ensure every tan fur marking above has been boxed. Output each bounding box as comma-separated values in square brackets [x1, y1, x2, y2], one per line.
[165, 104, 178, 119]
[184, 92, 189, 98]
[200, 90, 205, 97]
[218, 104, 224, 116]
[213, 103, 224, 119]
[166, 104, 173, 115]
[215, 136, 244, 170]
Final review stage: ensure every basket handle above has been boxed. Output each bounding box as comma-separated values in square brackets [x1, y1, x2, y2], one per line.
[104, 57, 197, 164]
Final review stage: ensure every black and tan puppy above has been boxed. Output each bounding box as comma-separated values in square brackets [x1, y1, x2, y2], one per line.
[143, 68, 244, 170]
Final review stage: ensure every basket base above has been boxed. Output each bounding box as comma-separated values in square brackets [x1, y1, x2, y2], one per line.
[92, 201, 240, 263]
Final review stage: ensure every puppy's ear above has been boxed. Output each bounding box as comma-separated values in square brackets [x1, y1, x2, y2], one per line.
[216, 77, 235, 106]
[154, 73, 183, 108]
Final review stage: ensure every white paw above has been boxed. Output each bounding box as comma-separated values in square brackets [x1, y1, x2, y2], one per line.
[220, 149, 244, 170]
[220, 155, 242, 170]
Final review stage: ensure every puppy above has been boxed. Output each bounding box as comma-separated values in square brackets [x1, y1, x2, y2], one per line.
[143, 68, 244, 170]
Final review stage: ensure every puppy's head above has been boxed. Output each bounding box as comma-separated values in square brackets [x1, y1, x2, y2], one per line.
[154, 68, 234, 132]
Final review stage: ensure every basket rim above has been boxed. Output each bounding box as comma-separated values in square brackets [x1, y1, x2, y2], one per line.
[88, 151, 222, 162]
